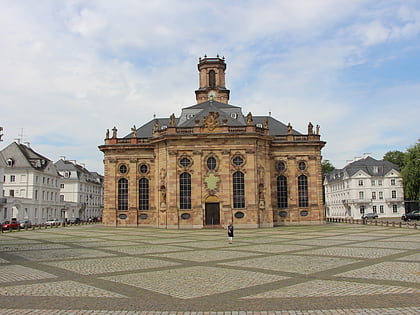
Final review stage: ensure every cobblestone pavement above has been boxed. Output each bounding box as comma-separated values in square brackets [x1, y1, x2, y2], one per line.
[0, 224, 419, 314]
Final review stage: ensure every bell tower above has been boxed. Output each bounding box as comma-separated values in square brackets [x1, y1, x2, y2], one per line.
[195, 55, 230, 104]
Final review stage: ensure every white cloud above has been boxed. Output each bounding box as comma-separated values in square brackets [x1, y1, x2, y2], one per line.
[1, 0, 419, 173]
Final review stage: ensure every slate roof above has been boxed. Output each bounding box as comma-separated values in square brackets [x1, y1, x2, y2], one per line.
[126, 100, 302, 138]
[325, 156, 399, 182]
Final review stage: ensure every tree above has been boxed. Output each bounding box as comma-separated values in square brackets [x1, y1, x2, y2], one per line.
[321, 160, 335, 177]
[401, 140, 420, 201]
[383, 150, 405, 169]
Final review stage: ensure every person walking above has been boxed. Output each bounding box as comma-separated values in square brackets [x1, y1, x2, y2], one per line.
[227, 223, 234, 244]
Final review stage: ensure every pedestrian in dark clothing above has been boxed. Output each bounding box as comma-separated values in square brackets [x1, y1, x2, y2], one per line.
[227, 223, 234, 244]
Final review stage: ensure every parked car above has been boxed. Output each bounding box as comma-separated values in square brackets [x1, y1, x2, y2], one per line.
[68, 218, 80, 224]
[401, 210, 420, 222]
[2, 220, 20, 230]
[45, 219, 60, 226]
[361, 213, 378, 220]
[19, 220, 32, 229]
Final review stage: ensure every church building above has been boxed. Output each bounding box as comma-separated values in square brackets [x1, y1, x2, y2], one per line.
[99, 56, 326, 228]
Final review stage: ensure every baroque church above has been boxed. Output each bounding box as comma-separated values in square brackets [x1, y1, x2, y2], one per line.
[99, 56, 326, 228]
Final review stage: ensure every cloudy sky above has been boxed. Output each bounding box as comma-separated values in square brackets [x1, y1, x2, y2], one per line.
[1, 0, 419, 173]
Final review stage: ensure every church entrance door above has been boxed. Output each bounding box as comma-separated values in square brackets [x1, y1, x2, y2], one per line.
[205, 203, 220, 226]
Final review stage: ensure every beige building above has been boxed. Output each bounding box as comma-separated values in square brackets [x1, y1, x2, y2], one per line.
[99, 56, 326, 228]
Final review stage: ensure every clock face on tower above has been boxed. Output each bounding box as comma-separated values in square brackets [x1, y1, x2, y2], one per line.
[208, 91, 216, 100]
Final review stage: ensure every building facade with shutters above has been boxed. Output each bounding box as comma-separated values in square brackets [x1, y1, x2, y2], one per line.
[99, 56, 326, 229]
[324, 154, 404, 219]
[55, 158, 104, 221]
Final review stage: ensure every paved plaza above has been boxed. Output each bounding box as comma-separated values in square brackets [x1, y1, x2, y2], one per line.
[0, 223, 419, 314]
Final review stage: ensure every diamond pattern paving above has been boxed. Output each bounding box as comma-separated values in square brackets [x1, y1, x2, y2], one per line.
[43, 256, 180, 275]
[101, 266, 288, 299]
[0, 280, 127, 297]
[243, 279, 420, 298]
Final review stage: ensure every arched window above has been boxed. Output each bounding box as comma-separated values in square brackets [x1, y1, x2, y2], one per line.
[277, 175, 288, 208]
[118, 178, 128, 210]
[233, 171, 245, 208]
[139, 178, 149, 210]
[180, 173, 191, 209]
[209, 70, 216, 87]
[298, 175, 308, 207]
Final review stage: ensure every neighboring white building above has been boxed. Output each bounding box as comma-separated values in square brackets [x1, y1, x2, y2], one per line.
[54, 158, 103, 221]
[0, 151, 6, 213]
[0, 141, 64, 224]
[324, 154, 404, 219]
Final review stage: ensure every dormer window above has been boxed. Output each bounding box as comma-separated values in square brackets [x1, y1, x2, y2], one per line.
[6, 158, 14, 167]
[230, 113, 238, 119]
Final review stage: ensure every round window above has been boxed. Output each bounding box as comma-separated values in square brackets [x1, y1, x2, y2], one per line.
[139, 164, 148, 174]
[232, 156, 244, 166]
[207, 157, 217, 170]
[119, 164, 128, 174]
[277, 161, 286, 171]
[179, 157, 191, 168]
[298, 161, 307, 171]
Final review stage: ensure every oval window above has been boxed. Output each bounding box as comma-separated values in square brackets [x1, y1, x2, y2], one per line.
[139, 164, 148, 174]
[234, 211, 245, 219]
[232, 156, 244, 166]
[207, 157, 217, 170]
[298, 161, 306, 171]
[279, 211, 288, 218]
[181, 213, 191, 220]
[180, 157, 191, 168]
[119, 164, 128, 174]
[277, 161, 286, 171]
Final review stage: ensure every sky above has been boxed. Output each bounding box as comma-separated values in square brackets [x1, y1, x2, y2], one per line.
[1, 0, 419, 174]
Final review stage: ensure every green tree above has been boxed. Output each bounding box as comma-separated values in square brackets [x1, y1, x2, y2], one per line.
[383, 150, 405, 168]
[401, 140, 420, 201]
[321, 159, 335, 177]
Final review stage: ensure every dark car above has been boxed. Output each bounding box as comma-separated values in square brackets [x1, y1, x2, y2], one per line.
[2, 220, 20, 230]
[361, 213, 378, 220]
[69, 218, 81, 224]
[401, 210, 420, 222]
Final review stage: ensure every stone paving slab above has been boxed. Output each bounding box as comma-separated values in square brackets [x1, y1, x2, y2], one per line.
[0, 223, 419, 313]
[220, 254, 359, 274]
[43, 256, 180, 275]
[101, 266, 289, 299]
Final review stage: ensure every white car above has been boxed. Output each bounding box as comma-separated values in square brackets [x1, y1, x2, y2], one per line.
[45, 219, 60, 226]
